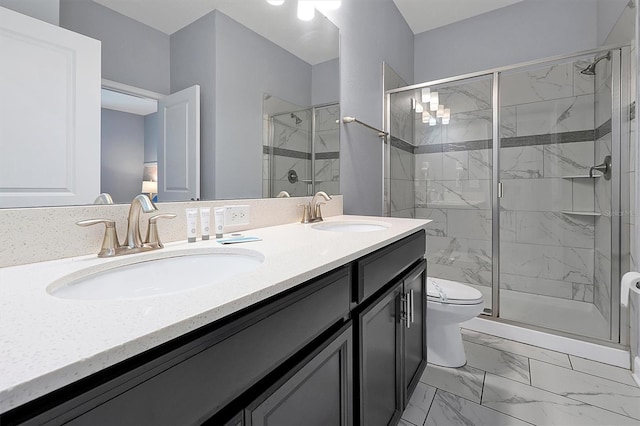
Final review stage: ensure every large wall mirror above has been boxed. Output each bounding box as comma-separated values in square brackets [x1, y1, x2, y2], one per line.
[1, 0, 339, 207]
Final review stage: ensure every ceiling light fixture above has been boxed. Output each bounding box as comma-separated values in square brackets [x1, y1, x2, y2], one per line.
[266, 0, 285, 5]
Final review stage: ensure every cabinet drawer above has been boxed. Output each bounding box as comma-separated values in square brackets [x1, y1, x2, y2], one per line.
[356, 230, 425, 303]
[56, 268, 351, 426]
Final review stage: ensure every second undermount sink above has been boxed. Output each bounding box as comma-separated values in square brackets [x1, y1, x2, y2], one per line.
[48, 248, 264, 301]
[311, 221, 390, 233]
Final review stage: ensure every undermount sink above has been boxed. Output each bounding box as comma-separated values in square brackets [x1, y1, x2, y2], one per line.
[311, 221, 390, 233]
[47, 248, 264, 301]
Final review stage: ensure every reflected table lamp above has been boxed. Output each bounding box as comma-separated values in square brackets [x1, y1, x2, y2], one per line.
[142, 180, 157, 201]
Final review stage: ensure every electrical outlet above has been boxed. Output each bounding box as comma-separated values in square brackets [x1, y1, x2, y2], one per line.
[224, 205, 250, 226]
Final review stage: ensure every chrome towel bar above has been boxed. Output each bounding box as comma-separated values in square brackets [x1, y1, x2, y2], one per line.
[342, 116, 388, 138]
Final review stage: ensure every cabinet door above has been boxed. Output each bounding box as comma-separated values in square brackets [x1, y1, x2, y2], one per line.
[245, 324, 352, 426]
[0, 6, 100, 207]
[357, 282, 402, 426]
[402, 260, 427, 406]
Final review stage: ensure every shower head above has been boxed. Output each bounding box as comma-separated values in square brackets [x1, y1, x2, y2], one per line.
[290, 113, 302, 125]
[580, 52, 611, 75]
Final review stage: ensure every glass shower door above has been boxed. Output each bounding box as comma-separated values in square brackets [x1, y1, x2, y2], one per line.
[497, 52, 618, 341]
[389, 75, 495, 312]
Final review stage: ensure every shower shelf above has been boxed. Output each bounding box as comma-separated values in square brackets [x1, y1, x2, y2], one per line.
[561, 211, 601, 216]
[561, 175, 601, 179]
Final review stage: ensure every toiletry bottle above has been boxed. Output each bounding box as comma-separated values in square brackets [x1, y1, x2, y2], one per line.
[200, 207, 210, 240]
[214, 208, 225, 239]
[186, 208, 198, 243]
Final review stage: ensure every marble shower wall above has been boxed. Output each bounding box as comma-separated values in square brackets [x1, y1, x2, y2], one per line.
[593, 57, 613, 327]
[263, 105, 340, 197]
[314, 105, 341, 196]
[412, 61, 610, 312]
[389, 89, 416, 217]
[266, 111, 312, 197]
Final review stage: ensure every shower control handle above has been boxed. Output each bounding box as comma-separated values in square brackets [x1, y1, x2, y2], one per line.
[589, 155, 611, 180]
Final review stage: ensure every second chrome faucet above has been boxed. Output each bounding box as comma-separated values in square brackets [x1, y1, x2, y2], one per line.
[300, 191, 332, 223]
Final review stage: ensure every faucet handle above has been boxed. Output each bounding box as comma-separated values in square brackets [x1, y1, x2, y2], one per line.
[145, 214, 176, 248]
[314, 202, 327, 222]
[77, 219, 119, 257]
[298, 203, 312, 224]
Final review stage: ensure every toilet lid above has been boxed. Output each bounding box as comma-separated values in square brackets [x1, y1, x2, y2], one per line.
[427, 278, 483, 305]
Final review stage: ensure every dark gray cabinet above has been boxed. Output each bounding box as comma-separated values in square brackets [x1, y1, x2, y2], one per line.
[243, 324, 352, 426]
[355, 236, 426, 426]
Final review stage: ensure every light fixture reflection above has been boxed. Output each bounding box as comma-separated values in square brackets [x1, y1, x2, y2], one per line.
[314, 0, 342, 12]
[415, 102, 424, 114]
[421, 88, 430, 104]
[429, 117, 437, 126]
[267, 0, 285, 5]
[430, 92, 439, 111]
[422, 111, 430, 124]
[297, 0, 315, 20]
[436, 105, 445, 118]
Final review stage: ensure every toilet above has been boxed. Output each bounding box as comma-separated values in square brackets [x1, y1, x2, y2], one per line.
[426, 278, 484, 368]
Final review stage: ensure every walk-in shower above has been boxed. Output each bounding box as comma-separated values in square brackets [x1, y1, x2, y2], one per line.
[385, 46, 634, 345]
[262, 102, 340, 197]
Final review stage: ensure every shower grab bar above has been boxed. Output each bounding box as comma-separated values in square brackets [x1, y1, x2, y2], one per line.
[342, 116, 388, 138]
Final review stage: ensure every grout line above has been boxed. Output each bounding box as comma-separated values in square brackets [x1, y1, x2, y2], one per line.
[568, 353, 574, 369]
[479, 371, 486, 403]
[531, 358, 639, 389]
[422, 389, 437, 426]
[489, 369, 640, 421]
[528, 357, 532, 386]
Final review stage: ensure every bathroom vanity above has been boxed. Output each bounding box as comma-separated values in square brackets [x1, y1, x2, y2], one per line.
[0, 216, 429, 425]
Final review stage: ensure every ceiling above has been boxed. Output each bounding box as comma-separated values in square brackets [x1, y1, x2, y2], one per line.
[92, 0, 525, 64]
[392, 0, 525, 34]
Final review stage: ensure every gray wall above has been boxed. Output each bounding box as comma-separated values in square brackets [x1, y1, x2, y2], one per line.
[101, 109, 145, 203]
[60, 0, 170, 94]
[0, 0, 59, 25]
[597, 0, 630, 45]
[214, 11, 312, 200]
[325, 0, 414, 215]
[170, 12, 216, 200]
[312, 58, 340, 105]
[414, 0, 599, 83]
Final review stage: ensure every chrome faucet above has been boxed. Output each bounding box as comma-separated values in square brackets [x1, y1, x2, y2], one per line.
[78, 194, 174, 257]
[300, 191, 332, 223]
[123, 194, 158, 249]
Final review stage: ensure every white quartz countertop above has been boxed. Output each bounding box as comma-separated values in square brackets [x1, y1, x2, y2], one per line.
[0, 215, 430, 414]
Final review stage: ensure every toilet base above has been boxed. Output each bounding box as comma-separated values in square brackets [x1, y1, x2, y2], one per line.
[427, 323, 467, 368]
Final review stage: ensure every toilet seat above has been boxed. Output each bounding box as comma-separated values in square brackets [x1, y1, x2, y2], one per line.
[427, 278, 483, 305]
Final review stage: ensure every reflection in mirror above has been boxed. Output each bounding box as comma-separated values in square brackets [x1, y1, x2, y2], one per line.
[0, 0, 339, 208]
[263, 95, 340, 197]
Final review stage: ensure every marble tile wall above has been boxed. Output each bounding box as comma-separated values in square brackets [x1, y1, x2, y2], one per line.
[628, 45, 638, 273]
[408, 59, 610, 311]
[263, 105, 340, 198]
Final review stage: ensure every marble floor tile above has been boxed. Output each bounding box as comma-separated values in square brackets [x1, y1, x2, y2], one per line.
[401, 382, 437, 426]
[463, 340, 531, 384]
[529, 359, 640, 419]
[461, 329, 571, 368]
[421, 363, 485, 403]
[482, 373, 640, 425]
[425, 389, 531, 426]
[569, 355, 639, 387]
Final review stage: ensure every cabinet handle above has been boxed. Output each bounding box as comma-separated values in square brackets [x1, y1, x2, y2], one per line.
[400, 294, 409, 326]
[405, 292, 411, 329]
[409, 289, 415, 324]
